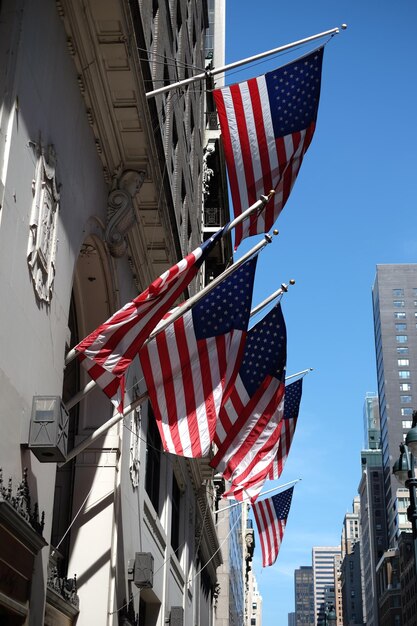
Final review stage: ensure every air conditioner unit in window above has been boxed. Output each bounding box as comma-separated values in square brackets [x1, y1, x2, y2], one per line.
[170, 606, 184, 626]
[133, 552, 154, 588]
[28, 396, 69, 462]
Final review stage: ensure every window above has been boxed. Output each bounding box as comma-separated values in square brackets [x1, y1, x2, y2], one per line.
[395, 323, 407, 331]
[394, 312, 406, 319]
[171, 473, 182, 557]
[393, 289, 404, 297]
[393, 300, 405, 307]
[400, 383, 411, 391]
[398, 359, 410, 366]
[397, 346, 409, 354]
[402, 419, 413, 429]
[399, 370, 411, 379]
[145, 406, 161, 514]
[400, 395, 412, 403]
[396, 335, 408, 343]
[401, 408, 413, 416]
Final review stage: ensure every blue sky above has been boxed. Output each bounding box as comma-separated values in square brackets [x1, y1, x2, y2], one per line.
[223, 1, 417, 623]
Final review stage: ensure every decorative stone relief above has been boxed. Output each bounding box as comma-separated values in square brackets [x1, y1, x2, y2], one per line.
[0, 467, 45, 535]
[27, 143, 60, 303]
[202, 143, 215, 197]
[105, 169, 146, 258]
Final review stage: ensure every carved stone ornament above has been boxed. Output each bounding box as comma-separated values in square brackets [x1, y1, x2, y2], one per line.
[105, 169, 146, 258]
[202, 143, 215, 197]
[27, 143, 60, 303]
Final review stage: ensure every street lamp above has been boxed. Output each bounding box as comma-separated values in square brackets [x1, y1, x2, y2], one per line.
[392, 410, 417, 576]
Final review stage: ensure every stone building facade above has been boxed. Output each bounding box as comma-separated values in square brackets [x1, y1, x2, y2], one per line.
[0, 1, 231, 624]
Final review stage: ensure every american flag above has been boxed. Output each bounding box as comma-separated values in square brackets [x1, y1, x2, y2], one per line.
[224, 378, 303, 502]
[210, 303, 287, 496]
[213, 48, 323, 248]
[75, 228, 225, 413]
[139, 256, 258, 457]
[268, 378, 302, 479]
[252, 486, 294, 567]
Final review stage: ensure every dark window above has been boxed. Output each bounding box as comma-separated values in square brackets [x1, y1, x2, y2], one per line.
[171, 473, 181, 556]
[145, 407, 161, 514]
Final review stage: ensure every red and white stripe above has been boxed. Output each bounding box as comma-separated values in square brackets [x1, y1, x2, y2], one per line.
[214, 78, 315, 248]
[252, 498, 287, 568]
[268, 412, 298, 480]
[139, 310, 246, 458]
[211, 376, 285, 499]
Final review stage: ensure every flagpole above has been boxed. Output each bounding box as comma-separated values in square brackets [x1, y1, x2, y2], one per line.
[145, 25, 347, 99]
[250, 279, 295, 319]
[225, 190, 274, 233]
[63, 366, 313, 463]
[60, 392, 148, 466]
[285, 368, 313, 382]
[62, 232, 275, 417]
[215, 478, 302, 516]
[64, 194, 275, 368]
[144, 231, 274, 345]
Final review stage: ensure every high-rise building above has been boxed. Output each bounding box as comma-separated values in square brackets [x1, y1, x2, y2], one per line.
[294, 566, 315, 626]
[341, 496, 361, 558]
[288, 612, 296, 626]
[363, 392, 381, 450]
[340, 498, 364, 625]
[372, 264, 417, 544]
[312, 546, 341, 626]
[358, 393, 388, 626]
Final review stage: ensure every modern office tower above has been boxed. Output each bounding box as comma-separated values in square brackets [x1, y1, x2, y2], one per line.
[359, 449, 388, 626]
[340, 542, 364, 625]
[372, 264, 417, 545]
[358, 393, 388, 626]
[215, 498, 245, 626]
[363, 392, 381, 450]
[312, 546, 341, 626]
[294, 566, 315, 626]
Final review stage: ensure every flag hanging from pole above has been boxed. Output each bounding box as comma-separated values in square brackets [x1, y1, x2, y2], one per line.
[213, 47, 324, 248]
[223, 378, 303, 502]
[210, 303, 287, 494]
[252, 486, 294, 567]
[74, 228, 225, 413]
[268, 378, 302, 479]
[139, 256, 258, 458]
